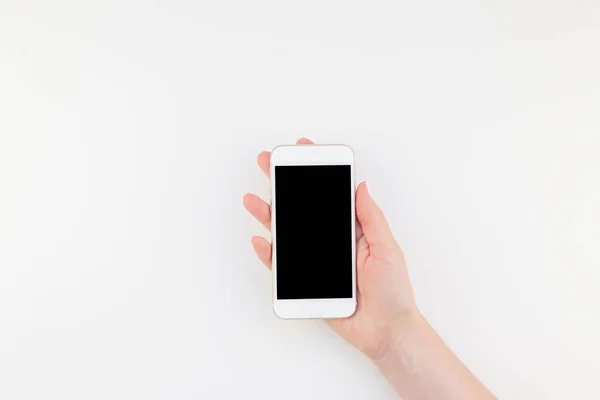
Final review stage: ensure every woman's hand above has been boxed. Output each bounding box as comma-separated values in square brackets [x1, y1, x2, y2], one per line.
[242, 138, 418, 361]
[244, 139, 496, 399]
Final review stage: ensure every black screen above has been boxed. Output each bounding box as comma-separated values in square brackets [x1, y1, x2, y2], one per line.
[274, 165, 353, 300]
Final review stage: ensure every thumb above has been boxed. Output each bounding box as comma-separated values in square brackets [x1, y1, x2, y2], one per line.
[356, 182, 397, 249]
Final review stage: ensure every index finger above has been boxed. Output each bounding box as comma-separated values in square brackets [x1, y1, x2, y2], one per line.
[257, 151, 271, 176]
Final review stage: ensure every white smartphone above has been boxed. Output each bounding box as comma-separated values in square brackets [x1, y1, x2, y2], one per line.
[270, 144, 357, 319]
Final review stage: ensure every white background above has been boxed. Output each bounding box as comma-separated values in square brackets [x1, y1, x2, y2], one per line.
[1, 1, 599, 399]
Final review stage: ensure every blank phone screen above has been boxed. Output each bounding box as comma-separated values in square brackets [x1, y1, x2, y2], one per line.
[274, 165, 353, 300]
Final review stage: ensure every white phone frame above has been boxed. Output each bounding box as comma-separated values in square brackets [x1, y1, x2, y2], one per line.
[270, 144, 357, 319]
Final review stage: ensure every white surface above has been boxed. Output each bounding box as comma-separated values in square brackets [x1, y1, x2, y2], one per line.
[271, 145, 356, 319]
[0, 1, 599, 399]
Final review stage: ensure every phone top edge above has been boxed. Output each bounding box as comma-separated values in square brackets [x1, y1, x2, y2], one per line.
[270, 144, 355, 166]
[271, 143, 354, 154]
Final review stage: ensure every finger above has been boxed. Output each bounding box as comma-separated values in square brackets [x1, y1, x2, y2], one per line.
[355, 220, 369, 258]
[257, 151, 271, 177]
[355, 181, 397, 249]
[296, 137, 314, 145]
[243, 193, 271, 229]
[251, 236, 272, 269]
[355, 220, 364, 242]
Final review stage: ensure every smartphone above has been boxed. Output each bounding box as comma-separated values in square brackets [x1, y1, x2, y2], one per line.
[270, 144, 357, 319]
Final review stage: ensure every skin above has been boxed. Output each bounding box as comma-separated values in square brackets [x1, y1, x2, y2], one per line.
[243, 138, 495, 399]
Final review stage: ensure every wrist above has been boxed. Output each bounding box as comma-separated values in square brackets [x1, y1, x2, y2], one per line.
[370, 311, 496, 399]
[371, 310, 429, 371]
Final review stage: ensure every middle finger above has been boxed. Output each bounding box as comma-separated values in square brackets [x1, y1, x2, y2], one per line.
[243, 193, 271, 229]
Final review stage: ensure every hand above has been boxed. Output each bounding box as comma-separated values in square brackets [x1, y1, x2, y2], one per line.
[243, 138, 418, 361]
[244, 139, 495, 399]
